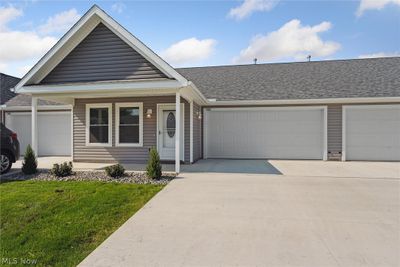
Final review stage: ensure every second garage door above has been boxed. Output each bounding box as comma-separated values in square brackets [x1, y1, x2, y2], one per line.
[5, 111, 71, 156]
[205, 107, 327, 160]
[343, 105, 400, 161]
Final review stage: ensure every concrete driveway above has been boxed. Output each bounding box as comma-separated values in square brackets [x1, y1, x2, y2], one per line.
[79, 160, 400, 267]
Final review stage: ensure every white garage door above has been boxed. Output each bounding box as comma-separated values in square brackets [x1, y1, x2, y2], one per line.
[343, 105, 400, 161]
[205, 107, 326, 160]
[5, 112, 71, 156]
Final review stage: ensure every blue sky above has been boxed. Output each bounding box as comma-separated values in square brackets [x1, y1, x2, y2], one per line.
[0, 0, 399, 77]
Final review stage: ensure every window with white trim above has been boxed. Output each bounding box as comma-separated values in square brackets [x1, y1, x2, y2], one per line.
[86, 104, 112, 146]
[116, 103, 143, 146]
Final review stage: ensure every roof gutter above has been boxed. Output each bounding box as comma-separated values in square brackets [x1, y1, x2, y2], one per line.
[205, 97, 400, 106]
[1, 105, 72, 111]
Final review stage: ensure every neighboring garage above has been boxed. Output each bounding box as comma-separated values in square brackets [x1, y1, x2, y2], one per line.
[204, 107, 327, 160]
[5, 111, 71, 156]
[343, 104, 400, 161]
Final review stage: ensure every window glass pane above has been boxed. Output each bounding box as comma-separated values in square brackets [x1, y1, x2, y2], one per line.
[119, 125, 139, 143]
[166, 112, 176, 137]
[120, 107, 139, 125]
[89, 126, 108, 143]
[90, 108, 108, 125]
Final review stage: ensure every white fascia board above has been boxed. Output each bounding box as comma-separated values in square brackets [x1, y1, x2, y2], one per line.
[205, 97, 400, 106]
[2, 105, 72, 111]
[187, 81, 209, 105]
[18, 80, 182, 94]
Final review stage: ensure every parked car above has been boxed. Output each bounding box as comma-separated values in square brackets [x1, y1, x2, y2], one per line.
[0, 123, 20, 174]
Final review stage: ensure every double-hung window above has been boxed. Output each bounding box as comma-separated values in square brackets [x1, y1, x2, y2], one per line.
[116, 103, 143, 147]
[86, 104, 112, 146]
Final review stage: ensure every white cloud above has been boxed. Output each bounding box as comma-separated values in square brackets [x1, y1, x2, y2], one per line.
[0, 6, 22, 31]
[233, 19, 340, 64]
[112, 2, 126, 14]
[0, 6, 58, 76]
[0, 30, 57, 62]
[228, 0, 278, 20]
[38, 8, 80, 35]
[358, 52, 400, 58]
[161, 38, 217, 66]
[356, 0, 400, 16]
[0, 62, 7, 73]
[17, 65, 33, 76]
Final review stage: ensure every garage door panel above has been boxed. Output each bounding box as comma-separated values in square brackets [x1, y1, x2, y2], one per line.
[347, 120, 400, 134]
[348, 133, 400, 147]
[345, 105, 400, 161]
[5, 112, 71, 156]
[206, 108, 325, 160]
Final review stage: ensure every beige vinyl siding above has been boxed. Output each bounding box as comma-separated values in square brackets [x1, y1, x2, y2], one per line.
[193, 102, 202, 161]
[41, 23, 167, 84]
[73, 96, 190, 163]
[327, 105, 342, 158]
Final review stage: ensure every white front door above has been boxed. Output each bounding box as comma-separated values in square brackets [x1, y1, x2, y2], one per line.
[157, 104, 184, 161]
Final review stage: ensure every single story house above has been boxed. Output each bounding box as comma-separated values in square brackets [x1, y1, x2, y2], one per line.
[12, 5, 400, 172]
[1, 73, 72, 156]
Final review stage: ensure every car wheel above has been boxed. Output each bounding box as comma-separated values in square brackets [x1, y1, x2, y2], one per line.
[0, 152, 12, 174]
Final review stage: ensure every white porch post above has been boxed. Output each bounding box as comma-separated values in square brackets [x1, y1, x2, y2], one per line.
[190, 101, 194, 164]
[31, 96, 38, 155]
[175, 92, 181, 173]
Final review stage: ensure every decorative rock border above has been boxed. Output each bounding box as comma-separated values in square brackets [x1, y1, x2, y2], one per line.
[1, 170, 175, 185]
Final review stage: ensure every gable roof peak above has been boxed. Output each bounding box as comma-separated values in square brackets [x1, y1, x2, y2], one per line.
[15, 5, 188, 92]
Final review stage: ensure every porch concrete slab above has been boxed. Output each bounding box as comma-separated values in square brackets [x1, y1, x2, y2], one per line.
[268, 160, 400, 179]
[122, 160, 281, 174]
[182, 159, 282, 174]
[12, 157, 113, 171]
[79, 171, 399, 267]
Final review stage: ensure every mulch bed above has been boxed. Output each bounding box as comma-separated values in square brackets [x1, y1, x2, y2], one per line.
[1, 170, 175, 185]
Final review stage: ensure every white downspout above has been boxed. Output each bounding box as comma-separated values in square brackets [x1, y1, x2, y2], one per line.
[175, 92, 181, 173]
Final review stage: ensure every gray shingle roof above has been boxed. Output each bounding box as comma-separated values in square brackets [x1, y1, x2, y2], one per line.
[1, 73, 62, 107]
[176, 57, 400, 101]
[0, 73, 19, 105]
[5, 94, 64, 107]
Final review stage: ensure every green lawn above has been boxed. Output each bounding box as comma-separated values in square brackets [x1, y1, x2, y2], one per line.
[0, 180, 164, 266]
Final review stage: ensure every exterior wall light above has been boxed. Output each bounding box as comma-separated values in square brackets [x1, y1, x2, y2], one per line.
[197, 111, 202, 120]
[146, 109, 152, 118]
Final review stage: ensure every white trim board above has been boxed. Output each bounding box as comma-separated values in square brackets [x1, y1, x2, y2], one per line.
[189, 101, 194, 163]
[206, 97, 400, 106]
[115, 102, 143, 147]
[1, 105, 72, 111]
[18, 80, 182, 94]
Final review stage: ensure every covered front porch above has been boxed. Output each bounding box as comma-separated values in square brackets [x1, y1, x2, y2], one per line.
[29, 86, 204, 173]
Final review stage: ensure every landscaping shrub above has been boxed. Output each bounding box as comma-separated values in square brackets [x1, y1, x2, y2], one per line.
[21, 144, 37, 174]
[146, 147, 162, 179]
[50, 162, 73, 177]
[105, 164, 125, 178]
